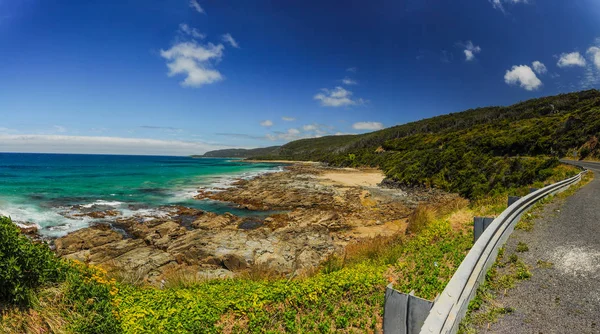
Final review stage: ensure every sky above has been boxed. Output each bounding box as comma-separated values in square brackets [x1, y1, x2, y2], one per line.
[1, 0, 600, 155]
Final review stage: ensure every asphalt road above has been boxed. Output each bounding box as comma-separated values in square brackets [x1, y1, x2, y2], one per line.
[483, 160, 600, 333]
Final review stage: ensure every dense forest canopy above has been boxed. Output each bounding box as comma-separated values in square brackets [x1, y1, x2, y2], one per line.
[256, 90, 600, 198]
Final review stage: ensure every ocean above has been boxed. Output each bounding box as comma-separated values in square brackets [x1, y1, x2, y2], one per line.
[0, 153, 283, 237]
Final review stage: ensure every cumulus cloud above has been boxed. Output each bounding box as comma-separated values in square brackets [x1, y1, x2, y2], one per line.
[352, 122, 384, 131]
[260, 120, 273, 127]
[179, 23, 205, 39]
[0, 135, 227, 156]
[346, 67, 357, 73]
[504, 65, 542, 91]
[189, 0, 205, 14]
[532, 61, 547, 74]
[557, 52, 586, 68]
[160, 41, 224, 87]
[221, 33, 239, 48]
[588, 47, 600, 70]
[282, 117, 296, 122]
[341, 77, 358, 85]
[314, 87, 365, 107]
[461, 41, 481, 61]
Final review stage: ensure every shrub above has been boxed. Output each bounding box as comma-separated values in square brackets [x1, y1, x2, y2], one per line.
[0, 216, 66, 306]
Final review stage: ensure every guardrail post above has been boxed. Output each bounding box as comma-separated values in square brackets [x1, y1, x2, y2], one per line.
[473, 217, 494, 242]
[508, 196, 520, 206]
[407, 291, 434, 333]
[384, 284, 433, 334]
[384, 284, 408, 334]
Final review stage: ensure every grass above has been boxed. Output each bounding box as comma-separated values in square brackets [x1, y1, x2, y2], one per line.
[516, 242, 529, 253]
[536, 260, 554, 269]
[0, 164, 589, 333]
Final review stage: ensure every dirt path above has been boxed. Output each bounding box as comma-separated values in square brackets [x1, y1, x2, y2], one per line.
[476, 162, 600, 333]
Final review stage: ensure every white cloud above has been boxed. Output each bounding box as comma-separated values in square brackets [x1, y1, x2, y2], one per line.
[189, 0, 205, 14]
[531, 61, 547, 74]
[179, 23, 205, 39]
[352, 122, 384, 131]
[462, 41, 481, 61]
[221, 33, 239, 48]
[0, 127, 18, 133]
[160, 41, 224, 87]
[266, 128, 301, 141]
[341, 77, 358, 85]
[282, 117, 296, 122]
[490, 0, 529, 13]
[441, 50, 453, 63]
[0, 135, 227, 156]
[557, 52, 586, 68]
[504, 65, 542, 91]
[260, 120, 273, 127]
[346, 67, 357, 72]
[266, 124, 334, 142]
[53, 125, 67, 133]
[588, 47, 600, 70]
[314, 86, 365, 107]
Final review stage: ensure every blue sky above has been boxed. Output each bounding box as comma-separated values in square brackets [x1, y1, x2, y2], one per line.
[1, 0, 600, 155]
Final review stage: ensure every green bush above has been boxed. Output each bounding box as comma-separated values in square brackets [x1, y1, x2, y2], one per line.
[0, 216, 66, 306]
[0, 216, 122, 333]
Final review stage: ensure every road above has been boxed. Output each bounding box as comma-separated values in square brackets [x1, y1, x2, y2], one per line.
[483, 160, 600, 333]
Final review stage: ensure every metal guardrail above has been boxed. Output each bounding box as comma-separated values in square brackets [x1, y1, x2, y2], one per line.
[414, 170, 587, 334]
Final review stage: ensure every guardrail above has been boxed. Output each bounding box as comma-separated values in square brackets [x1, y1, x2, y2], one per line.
[384, 170, 587, 334]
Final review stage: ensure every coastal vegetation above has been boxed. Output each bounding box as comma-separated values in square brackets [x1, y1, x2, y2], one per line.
[198, 146, 281, 158]
[0, 162, 581, 333]
[255, 89, 600, 198]
[1, 90, 595, 332]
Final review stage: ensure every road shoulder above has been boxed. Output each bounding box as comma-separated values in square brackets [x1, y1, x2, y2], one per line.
[461, 171, 598, 334]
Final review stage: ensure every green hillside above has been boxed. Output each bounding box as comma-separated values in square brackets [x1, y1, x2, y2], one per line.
[198, 146, 281, 158]
[258, 90, 600, 198]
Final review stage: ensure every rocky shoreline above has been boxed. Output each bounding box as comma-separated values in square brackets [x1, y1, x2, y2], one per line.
[50, 164, 459, 285]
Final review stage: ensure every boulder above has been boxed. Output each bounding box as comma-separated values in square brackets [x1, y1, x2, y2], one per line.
[55, 224, 122, 256]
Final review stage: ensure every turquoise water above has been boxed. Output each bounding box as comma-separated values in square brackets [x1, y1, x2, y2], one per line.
[0, 153, 283, 236]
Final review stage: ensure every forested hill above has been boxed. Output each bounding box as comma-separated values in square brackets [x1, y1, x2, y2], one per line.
[197, 146, 281, 158]
[257, 89, 600, 198]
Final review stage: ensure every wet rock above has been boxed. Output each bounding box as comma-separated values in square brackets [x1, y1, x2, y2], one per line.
[74, 210, 120, 219]
[17, 222, 39, 235]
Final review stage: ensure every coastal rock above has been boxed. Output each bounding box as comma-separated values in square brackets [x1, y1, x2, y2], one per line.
[55, 224, 122, 256]
[74, 210, 120, 219]
[53, 164, 457, 284]
[222, 253, 249, 271]
[17, 222, 39, 235]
